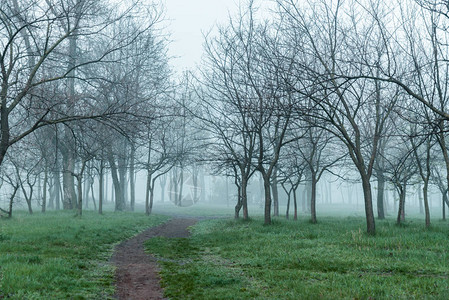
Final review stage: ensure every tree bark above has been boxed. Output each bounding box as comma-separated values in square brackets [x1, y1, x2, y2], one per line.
[310, 174, 317, 224]
[443, 190, 447, 221]
[90, 179, 97, 211]
[99, 160, 104, 215]
[130, 143, 136, 211]
[263, 174, 272, 225]
[148, 177, 159, 215]
[271, 167, 279, 217]
[241, 176, 249, 220]
[234, 183, 242, 219]
[145, 171, 152, 215]
[293, 187, 298, 221]
[397, 184, 406, 225]
[418, 184, 424, 214]
[377, 172, 385, 219]
[42, 168, 48, 213]
[362, 177, 376, 234]
[423, 181, 430, 228]
[76, 175, 83, 216]
[62, 150, 76, 209]
[109, 153, 124, 211]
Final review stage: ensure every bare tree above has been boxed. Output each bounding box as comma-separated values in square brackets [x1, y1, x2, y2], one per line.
[277, 0, 397, 234]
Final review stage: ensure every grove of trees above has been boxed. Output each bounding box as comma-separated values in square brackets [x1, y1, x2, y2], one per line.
[1, 0, 449, 235]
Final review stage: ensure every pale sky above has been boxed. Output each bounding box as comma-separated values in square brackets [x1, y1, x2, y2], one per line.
[164, 0, 239, 72]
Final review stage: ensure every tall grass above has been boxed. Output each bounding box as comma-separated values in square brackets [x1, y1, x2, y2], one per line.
[0, 210, 168, 299]
[146, 217, 449, 299]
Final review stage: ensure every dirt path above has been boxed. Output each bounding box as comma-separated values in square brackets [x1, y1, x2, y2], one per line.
[111, 218, 198, 300]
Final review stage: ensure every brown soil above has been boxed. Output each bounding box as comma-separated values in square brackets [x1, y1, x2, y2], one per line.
[111, 218, 197, 300]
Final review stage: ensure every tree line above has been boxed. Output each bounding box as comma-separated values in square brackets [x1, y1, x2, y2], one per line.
[195, 0, 449, 235]
[1, 0, 449, 235]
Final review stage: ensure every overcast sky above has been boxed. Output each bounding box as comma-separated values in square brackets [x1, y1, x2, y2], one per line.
[164, 0, 239, 72]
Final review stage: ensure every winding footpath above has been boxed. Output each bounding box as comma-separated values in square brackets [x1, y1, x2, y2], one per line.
[111, 218, 198, 300]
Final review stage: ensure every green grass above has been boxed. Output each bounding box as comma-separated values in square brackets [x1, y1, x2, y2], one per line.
[0, 210, 168, 299]
[146, 217, 449, 299]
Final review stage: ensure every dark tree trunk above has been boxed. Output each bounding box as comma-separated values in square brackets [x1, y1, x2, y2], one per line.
[42, 168, 48, 213]
[377, 173, 385, 219]
[362, 177, 376, 235]
[62, 150, 76, 209]
[443, 190, 447, 221]
[397, 184, 406, 225]
[423, 181, 430, 228]
[310, 174, 317, 224]
[293, 187, 298, 221]
[99, 160, 104, 215]
[83, 173, 89, 209]
[55, 171, 61, 210]
[178, 167, 184, 206]
[234, 183, 242, 219]
[9, 186, 18, 217]
[285, 191, 291, 220]
[242, 177, 249, 220]
[263, 174, 272, 225]
[90, 179, 97, 212]
[271, 167, 279, 217]
[109, 155, 124, 211]
[130, 143, 136, 211]
[118, 158, 127, 208]
[149, 181, 155, 215]
[76, 175, 83, 217]
[193, 166, 199, 203]
[145, 171, 152, 216]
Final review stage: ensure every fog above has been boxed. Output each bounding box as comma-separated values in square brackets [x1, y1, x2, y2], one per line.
[1, 0, 449, 235]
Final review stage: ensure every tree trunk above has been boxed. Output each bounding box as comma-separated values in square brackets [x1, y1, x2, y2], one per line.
[263, 174, 272, 225]
[377, 172, 385, 219]
[149, 177, 158, 215]
[118, 158, 127, 208]
[178, 167, 184, 206]
[418, 184, 424, 214]
[90, 180, 97, 211]
[130, 143, 136, 211]
[242, 176, 249, 220]
[271, 167, 279, 217]
[83, 173, 89, 209]
[423, 181, 430, 228]
[193, 166, 199, 203]
[361, 177, 376, 235]
[62, 150, 76, 209]
[285, 190, 291, 219]
[234, 183, 242, 219]
[109, 154, 124, 211]
[24, 186, 33, 215]
[145, 174, 151, 215]
[105, 172, 108, 203]
[311, 175, 317, 224]
[293, 187, 298, 221]
[55, 170, 61, 210]
[443, 190, 447, 221]
[42, 168, 48, 213]
[99, 161, 104, 215]
[8, 185, 18, 218]
[397, 184, 406, 225]
[76, 175, 83, 217]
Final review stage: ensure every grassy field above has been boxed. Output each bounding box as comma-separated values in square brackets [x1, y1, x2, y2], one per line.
[0, 211, 168, 299]
[146, 216, 449, 299]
